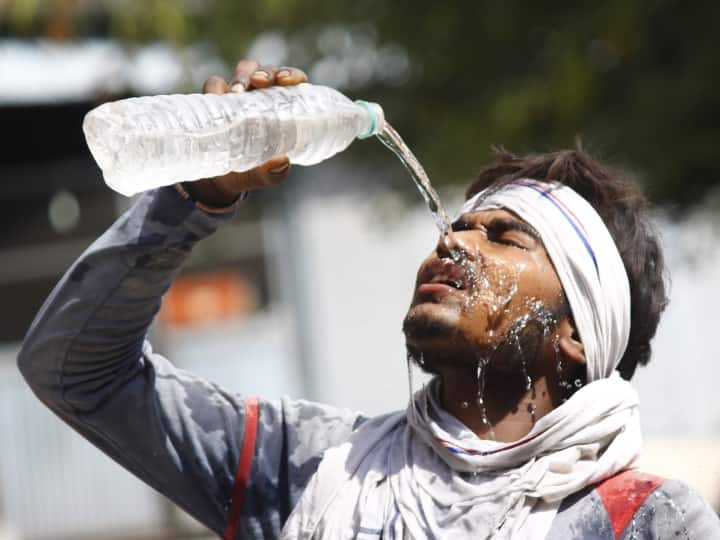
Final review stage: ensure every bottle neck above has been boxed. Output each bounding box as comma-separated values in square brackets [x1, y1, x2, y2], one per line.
[355, 100, 385, 139]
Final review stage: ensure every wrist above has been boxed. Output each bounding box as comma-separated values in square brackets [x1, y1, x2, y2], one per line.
[181, 178, 244, 208]
[175, 181, 244, 214]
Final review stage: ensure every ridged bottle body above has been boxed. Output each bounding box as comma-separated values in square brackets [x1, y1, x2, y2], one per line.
[83, 83, 382, 196]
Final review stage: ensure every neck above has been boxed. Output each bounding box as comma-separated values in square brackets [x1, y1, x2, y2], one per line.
[437, 361, 561, 442]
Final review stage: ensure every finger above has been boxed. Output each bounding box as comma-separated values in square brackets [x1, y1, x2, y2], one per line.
[229, 59, 260, 92]
[202, 75, 229, 95]
[249, 65, 277, 89]
[246, 156, 291, 189]
[274, 67, 308, 86]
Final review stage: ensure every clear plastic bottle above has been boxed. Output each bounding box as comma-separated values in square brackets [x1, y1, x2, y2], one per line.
[82, 83, 385, 196]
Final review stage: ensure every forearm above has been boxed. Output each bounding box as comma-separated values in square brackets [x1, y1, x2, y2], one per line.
[18, 185, 234, 411]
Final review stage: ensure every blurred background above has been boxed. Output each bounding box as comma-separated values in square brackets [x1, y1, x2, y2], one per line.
[1, 0, 719, 538]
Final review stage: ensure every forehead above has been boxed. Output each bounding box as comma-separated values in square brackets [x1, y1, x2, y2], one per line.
[460, 207, 530, 225]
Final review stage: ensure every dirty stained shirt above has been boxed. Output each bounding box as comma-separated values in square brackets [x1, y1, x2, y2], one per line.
[17, 187, 720, 539]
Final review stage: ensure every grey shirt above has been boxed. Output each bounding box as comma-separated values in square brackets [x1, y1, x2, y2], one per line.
[18, 187, 720, 539]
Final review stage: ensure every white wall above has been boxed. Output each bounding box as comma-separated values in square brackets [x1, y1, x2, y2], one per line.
[632, 209, 720, 435]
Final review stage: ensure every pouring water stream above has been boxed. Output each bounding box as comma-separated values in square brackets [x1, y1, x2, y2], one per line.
[376, 124, 453, 236]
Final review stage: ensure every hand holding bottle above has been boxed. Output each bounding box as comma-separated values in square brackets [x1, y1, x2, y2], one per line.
[185, 59, 308, 207]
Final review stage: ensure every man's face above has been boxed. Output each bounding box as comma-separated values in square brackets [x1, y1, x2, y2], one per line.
[404, 208, 566, 371]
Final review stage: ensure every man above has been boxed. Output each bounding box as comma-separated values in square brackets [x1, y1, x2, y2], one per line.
[18, 59, 720, 539]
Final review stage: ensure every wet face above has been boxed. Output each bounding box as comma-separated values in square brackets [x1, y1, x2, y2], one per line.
[403, 208, 566, 372]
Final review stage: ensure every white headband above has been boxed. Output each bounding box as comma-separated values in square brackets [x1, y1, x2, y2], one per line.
[459, 179, 631, 381]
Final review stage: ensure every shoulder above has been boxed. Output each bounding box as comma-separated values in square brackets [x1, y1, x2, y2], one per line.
[549, 469, 720, 539]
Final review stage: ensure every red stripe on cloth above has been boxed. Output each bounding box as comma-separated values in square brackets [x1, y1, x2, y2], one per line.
[596, 469, 665, 538]
[223, 396, 259, 540]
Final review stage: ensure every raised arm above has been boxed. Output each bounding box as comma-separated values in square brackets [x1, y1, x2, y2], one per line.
[18, 62, 364, 539]
[18, 185, 251, 534]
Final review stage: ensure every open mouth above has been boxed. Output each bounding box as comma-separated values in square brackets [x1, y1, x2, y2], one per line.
[418, 258, 468, 293]
[427, 275, 464, 289]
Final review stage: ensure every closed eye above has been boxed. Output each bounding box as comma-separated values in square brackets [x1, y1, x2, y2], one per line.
[492, 234, 524, 248]
[487, 218, 538, 249]
[450, 214, 539, 249]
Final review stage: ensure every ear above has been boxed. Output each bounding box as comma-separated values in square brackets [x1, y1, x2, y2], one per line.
[557, 318, 585, 366]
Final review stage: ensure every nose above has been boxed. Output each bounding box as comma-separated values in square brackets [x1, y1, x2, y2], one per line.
[436, 230, 476, 260]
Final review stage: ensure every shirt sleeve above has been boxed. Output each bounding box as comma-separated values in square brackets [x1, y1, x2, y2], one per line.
[17, 186, 364, 538]
[641, 479, 720, 539]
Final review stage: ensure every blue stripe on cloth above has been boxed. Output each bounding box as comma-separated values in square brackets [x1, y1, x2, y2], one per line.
[516, 182, 600, 276]
[357, 526, 383, 535]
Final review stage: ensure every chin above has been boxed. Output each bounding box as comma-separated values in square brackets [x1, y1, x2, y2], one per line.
[402, 303, 478, 365]
[403, 303, 459, 342]
[403, 301, 512, 368]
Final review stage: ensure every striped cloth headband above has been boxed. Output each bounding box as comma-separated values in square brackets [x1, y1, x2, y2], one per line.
[458, 179, 631, 381]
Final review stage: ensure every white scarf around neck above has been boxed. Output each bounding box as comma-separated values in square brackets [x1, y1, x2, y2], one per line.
[282, 377, 641, 539]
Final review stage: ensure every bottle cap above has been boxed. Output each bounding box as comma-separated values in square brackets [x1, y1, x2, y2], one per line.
[354, 100, 385, 139]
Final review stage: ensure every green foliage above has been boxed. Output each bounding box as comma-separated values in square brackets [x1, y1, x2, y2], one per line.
[2, 0, 718, 206]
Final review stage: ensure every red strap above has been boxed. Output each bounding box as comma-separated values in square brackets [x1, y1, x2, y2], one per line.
[223, 396, 259, 540]
[596, 469, 665, 538]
